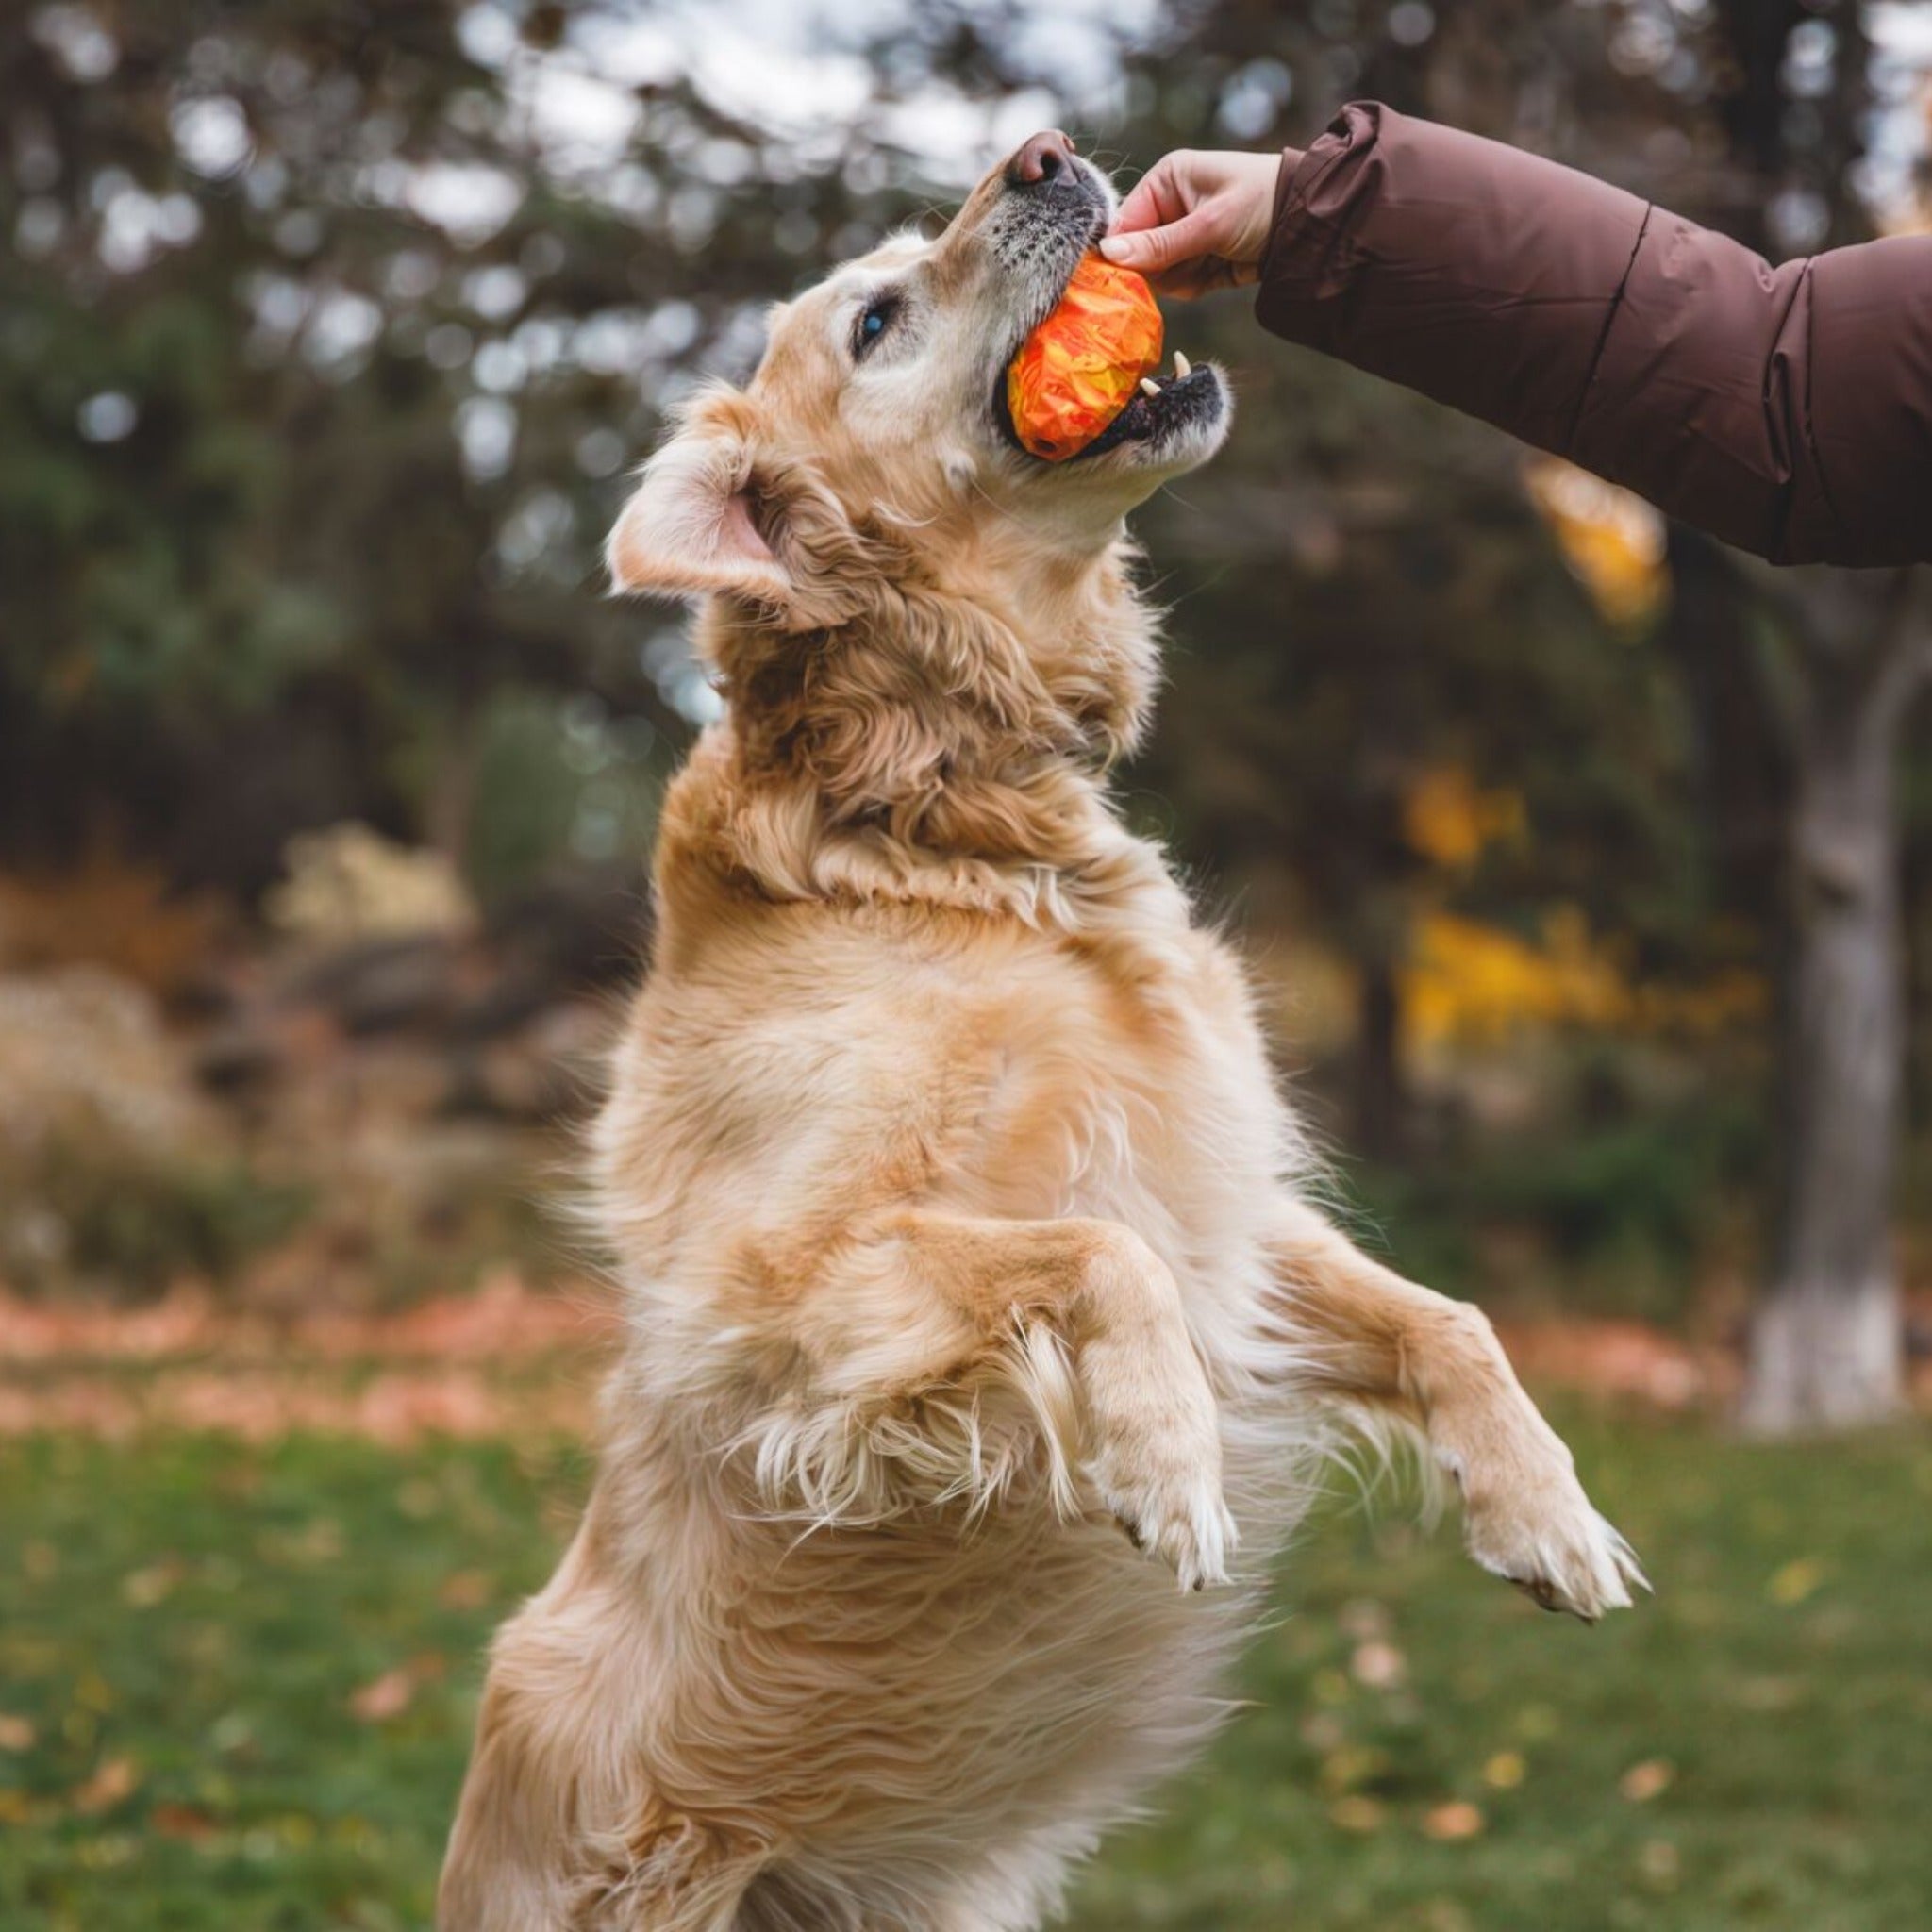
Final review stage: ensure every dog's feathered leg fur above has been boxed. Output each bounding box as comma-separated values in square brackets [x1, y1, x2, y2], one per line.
[741, 1209, 1238, 1591]
[1265, 1200, 1648, 1620]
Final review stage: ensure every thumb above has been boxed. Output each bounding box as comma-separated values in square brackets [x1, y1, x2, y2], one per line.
[1100, 206, 1222, 275]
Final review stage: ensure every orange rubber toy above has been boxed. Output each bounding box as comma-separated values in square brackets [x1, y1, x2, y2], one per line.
[1006, 255, 1163, 461]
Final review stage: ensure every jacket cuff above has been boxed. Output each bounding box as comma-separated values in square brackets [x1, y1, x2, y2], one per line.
[1256, 102, 1382, 340]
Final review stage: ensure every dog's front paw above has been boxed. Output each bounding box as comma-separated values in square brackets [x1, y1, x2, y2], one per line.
[1091, 1424, 1239, 1592]
[1458, 1457, 1648, 1623]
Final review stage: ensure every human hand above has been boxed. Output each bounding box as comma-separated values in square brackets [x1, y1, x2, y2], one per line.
[1100, 149, 1297, 299]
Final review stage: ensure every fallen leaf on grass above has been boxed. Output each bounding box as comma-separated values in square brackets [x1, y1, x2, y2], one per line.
[438, 1569, 492, 1610]
[1329, 1795, 1386, 1832]
[1350, 1641, 1407, 1689]
[151, 1802, 217, 1841]
[1422, 1802, 1486, 1841]
[71, 1755, 140, 1815]
[349, 1668, 416, 1724]
[1620, 1758, 1675, 1802]
[122, 1558, 185, 1607]
[0, 1713, 34, 1752]
[1482, 1751, 1525, 1789]
[349, 1653, 445, 1723]
[1767, 1558, 1823, 1606]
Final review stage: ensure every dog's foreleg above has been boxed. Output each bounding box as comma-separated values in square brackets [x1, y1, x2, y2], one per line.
[772, 1210, 1237, 1590]
[1265, 1200, 1646, 1620]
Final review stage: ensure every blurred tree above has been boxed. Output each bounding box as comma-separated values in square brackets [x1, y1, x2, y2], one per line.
[1673, 0, 1924, 1429]
[1735, 569, 1929, 1429]
[0, 0, 912, 900]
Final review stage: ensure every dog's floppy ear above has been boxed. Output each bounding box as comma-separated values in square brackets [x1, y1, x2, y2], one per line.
[606, 392, 791, 608]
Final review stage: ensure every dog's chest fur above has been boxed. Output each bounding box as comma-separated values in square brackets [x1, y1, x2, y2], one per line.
[562, 819, 1327, 1926]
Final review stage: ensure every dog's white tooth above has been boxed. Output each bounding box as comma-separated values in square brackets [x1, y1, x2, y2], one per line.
[1173, 350, 1191, 379]
[1139, 377, 1161, 399]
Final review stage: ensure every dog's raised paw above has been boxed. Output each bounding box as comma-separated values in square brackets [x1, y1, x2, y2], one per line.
[1465, 1479, 1649, 1624]
[1094, 1447, 1239, 1592]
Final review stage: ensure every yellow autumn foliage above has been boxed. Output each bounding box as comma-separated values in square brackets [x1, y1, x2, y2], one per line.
[1404, 908, 1764, 1050]
[1403, 767, 1524, 867]
[1524, 457, 1669, 626]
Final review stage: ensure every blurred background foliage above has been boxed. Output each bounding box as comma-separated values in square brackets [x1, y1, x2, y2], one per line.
[1, 0, 1929, 1409]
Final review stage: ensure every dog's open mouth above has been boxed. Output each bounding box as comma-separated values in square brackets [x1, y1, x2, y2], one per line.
[991, 255, 1221, 466]
[1022, 355, 1219, 459]
[993, 349, 1221, 464]
[979, 156, 1227, 470]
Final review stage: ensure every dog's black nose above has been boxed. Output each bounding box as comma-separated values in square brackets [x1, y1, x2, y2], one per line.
[1007, 129, 1077, 189]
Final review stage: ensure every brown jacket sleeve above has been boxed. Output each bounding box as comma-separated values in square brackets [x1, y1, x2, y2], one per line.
[1255, 103, 1932, 568]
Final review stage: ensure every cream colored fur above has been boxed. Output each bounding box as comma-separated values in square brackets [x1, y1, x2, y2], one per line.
[440, 139, 1643, 1932]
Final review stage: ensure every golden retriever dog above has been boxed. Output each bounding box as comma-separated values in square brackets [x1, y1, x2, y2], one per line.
[440, 130, 1644, 1932]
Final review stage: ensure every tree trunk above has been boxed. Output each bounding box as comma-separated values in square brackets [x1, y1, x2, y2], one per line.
[1741, 594, 1925, 1433]
[425, 714, 479, 873]
[1355, 944, 1407, 1163]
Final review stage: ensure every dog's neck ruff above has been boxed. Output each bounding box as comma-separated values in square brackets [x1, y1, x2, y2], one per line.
[658, 724, 1186, 945]
[649, 566, 1189, 965]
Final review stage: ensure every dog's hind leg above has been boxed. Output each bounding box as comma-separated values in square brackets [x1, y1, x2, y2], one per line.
[443, 1692, 768, 1932]
[440, 1527, 739, 1932]
[437, 1665, 576, 1932]
[1264, 1198, 1647, 1621]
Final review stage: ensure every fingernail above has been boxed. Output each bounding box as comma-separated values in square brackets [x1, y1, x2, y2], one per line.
[1098, 234, 1134, 263]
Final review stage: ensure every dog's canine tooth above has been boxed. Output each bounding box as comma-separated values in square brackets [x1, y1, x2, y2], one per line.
[1139, 376, 1161, 400]
[1173, 351, 1191, 378]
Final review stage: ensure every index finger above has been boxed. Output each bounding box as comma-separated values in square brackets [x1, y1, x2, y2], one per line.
[1108, 156, 1191, 237]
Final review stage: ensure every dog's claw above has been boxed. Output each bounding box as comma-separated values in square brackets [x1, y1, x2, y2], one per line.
[1468, 1488, 1645, 1623]
[1513, 1574, 1572, 1618]
[1096, 1466, 1237, 1593]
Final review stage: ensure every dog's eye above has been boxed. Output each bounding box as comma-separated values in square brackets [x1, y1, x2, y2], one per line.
[853, 295, 900, 360]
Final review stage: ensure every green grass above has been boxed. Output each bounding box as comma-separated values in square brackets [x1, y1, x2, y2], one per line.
[1, 1410, 1928, 1931]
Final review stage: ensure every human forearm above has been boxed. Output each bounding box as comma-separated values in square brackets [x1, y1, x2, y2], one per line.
[1255, 102, 1932, 567]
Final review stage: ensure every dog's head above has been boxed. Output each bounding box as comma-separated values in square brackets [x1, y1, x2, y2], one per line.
[608, 133, 1230, 631]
